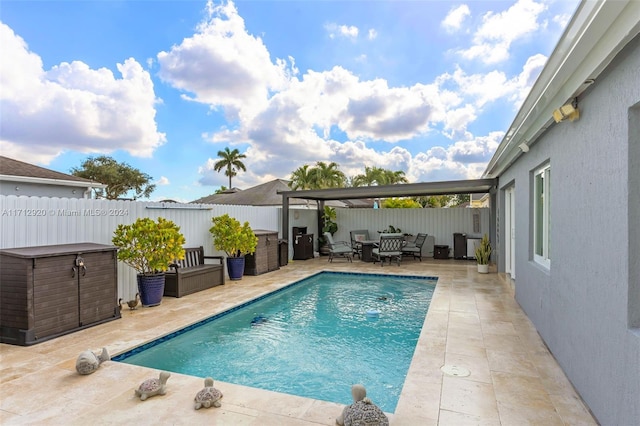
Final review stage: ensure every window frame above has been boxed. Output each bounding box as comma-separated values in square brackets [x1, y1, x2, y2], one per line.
[533, 164, 551, 268]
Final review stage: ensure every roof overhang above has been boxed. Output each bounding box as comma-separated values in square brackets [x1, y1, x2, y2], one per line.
[0, 174, 107, 189]
[484, 0, 640, 178]
[278, 178, 497, 202]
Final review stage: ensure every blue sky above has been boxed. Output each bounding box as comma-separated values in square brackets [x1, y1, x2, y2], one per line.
[1, 0, 579, 202]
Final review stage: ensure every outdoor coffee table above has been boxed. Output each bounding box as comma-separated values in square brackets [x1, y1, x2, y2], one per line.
[359, 240, 379, 262]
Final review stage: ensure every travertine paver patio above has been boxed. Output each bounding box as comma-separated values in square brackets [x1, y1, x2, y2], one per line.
[0, 257, 597, 425]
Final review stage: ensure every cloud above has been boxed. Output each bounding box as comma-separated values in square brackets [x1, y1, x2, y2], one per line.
[509, 53, 547, 106]
[440, 54, 547, 110]
[444, 104, 477, 136]
[553, 13, 572, 32]
[368, 29, 378, 40]
[0, 22, 166, 165]
[158, 1, 545, 192]
[442, 5, 471, 32]
[156, 176, 170, 185]
[458, 0, 547, 64]
[409, 131, 503, 181]
[325, 23, 359, 39]
[198, 158, 228, 186]
[157, 0, 295, 123]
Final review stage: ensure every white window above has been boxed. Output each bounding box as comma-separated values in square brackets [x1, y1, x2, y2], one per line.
[534, 164, 551, 267]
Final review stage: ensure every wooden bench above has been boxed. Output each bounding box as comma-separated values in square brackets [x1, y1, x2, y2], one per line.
[164, 246, 225, 298]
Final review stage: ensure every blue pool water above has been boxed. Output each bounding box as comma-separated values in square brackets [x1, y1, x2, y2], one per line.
[114, 272, 436, 412]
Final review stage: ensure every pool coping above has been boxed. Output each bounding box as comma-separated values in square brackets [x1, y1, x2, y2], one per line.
[0, 259, 597, 425]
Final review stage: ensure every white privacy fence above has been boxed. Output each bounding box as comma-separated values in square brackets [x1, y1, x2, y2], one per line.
[333, 207, 490, 249]
[1, 195, 490, 299]
[0, 195, 282, 298]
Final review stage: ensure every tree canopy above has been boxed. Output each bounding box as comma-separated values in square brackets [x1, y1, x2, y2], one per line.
[351, 166, 408, 187]
[413, 194, 471, 208]
[71, 155, 155, 200]
[289, 161, 346, 190]
[289, 163, 410, 191]
[311, 161, 346, 188]
[213, 147, 247, 188]
[382, 198, 422, 208]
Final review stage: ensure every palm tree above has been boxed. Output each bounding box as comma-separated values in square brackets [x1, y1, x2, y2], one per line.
[289, 164, 315, 191]
[352, 166, 408, 187]
[213, 147, 247, 188]
[381, 169, 408, 185]
[352, 166, 383, 187]
[311, 161, 346, 189]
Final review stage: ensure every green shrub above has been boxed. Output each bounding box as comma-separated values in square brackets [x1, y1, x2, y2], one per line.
[209, 214, 258, 257]
[112, 217, 186, 274]
[382, 198, 422, 208]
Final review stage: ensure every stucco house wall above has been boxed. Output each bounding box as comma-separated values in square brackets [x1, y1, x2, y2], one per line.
[0, 181, 92, 198]
[0, 156, 105, 199]
[496, 34, 639, 425]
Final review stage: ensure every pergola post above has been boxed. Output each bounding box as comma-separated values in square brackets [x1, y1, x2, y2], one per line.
[282, 194, 290, 242]
[317, 200, 325, 242]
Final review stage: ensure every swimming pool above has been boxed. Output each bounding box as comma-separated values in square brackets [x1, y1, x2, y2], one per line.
[114, 272, 436, 412]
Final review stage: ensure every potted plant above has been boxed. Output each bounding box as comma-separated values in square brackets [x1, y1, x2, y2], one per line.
[209, 214, 258, 280]
[319, 206, 338, 256]
[475, 234, 492, 273]
[378, 225, 402, 234]
[112, 217, 186, 307]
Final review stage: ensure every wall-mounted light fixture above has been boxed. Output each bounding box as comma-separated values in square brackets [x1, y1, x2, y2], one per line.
[553, 98, 579, 123]
[519, 143, 530, 153]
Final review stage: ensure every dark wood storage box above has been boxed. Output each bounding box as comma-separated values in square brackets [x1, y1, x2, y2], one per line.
[244, 230, 279, 275]
[434, 245, 450, 259]
[293, 233, 314, 260]
[0, 243, 121, 346]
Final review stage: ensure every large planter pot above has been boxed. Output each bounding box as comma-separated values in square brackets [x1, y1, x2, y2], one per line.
[137, 273, 165, 307]
[226, 257, 245, 280]
[319, 244, 330, 256]
[477, 264, 489, 274]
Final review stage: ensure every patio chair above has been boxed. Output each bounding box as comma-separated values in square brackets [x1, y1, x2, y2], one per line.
[372, 233, 404, 266]
[402, 233, 427, 261]
[349, 230, 370, 259]
[323, 232, 353, 262]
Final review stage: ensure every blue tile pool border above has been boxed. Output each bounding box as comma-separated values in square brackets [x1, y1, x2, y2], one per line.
[112, 271, 438, 362]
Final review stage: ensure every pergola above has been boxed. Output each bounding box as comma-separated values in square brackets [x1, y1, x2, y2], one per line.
[279, 178, 497, 242]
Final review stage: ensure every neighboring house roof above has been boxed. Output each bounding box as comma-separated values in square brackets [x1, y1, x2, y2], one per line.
[484, 0, 640, 178]
[192, 187, 241, 204]
[342, 198, 376, 208]
[0, 156, 106, 189]
[192, 179, 348, 207]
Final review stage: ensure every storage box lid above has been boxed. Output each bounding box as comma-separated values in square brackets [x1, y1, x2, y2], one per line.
[0, 243, 117, 258]
[252, 229, 278, 236]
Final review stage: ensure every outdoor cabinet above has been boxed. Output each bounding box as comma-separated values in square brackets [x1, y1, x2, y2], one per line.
[278, 239, 288, 267]
[453, 233, 467, 259]
[0, 243, 121, 346]
[434, 245, 450, 259]
[244, 230, 280, 275]
[292, 226, 314, 260]
[293, 233, 314, 260]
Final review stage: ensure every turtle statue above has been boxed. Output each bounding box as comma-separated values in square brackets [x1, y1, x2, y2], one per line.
[135, 371, 171, 401]
[75, 347, 110, 375]
[336, 384, 389, 426]
[194, 377, 223, 409]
